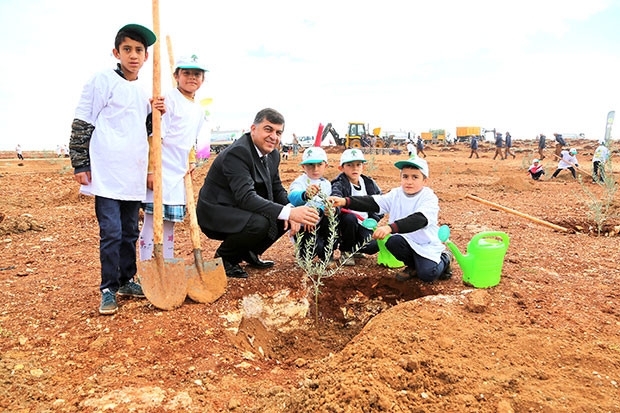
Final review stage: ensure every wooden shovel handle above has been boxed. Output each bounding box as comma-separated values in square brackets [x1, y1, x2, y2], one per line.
[184, 171, 203, 251]
[166, 35, 176, 87]
[465, 194, 569, 232]
[152, 0, 163, 249]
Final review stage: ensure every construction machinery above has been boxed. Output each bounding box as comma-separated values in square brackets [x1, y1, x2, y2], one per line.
[329, 122, 385, 148]
[319, 123, 341, 146]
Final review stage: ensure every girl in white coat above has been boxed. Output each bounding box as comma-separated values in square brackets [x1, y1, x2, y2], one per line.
[139, 55, 209, 260]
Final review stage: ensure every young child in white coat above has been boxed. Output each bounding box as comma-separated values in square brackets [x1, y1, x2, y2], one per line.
[329, 155, 452, 282]
[527, 159, 545, 180]
[287, 147, 332, 260]
[551, 148, 579, 179]
[139, 55, 208, 261]
[70, 24, 157, 315]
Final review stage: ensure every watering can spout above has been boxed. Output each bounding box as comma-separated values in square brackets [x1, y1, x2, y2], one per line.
[438, 225, 470, 268]
[445, 241, 469, 268]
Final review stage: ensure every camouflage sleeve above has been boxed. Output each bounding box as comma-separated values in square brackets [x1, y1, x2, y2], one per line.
[69, 118, 94, 173]
[146, 113, 152, 136]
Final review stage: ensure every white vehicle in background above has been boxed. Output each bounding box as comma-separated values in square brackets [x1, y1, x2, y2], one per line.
[382, 131, 411, 146]
[210, 130, 244, 154]
[559, 133, 586, 140]
[296, 135, 315, 148]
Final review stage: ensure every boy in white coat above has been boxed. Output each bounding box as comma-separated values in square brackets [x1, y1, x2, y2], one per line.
[287, 147, 332, 260]
[69, 24, 157, 315]
[551, 148, 579, 179]
[330, 155, 452, 282]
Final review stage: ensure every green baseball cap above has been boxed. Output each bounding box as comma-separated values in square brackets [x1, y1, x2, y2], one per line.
[394, 155, 429, 177]
[118, 24, 157, 47]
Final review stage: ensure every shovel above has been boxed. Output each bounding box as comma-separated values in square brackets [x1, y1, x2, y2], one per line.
[138, 0, 187, 310]
[165, 35, 227, 303]
[184, 169, 227, 302]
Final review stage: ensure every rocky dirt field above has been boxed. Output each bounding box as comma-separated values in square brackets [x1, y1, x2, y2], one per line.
[1, 140, 619, 412]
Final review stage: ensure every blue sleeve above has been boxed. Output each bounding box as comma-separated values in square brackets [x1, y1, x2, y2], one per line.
[288, 190, 306, 206]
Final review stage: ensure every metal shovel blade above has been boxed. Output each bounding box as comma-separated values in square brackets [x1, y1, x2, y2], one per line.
[186, 254, 227, 303]
[138, 253, 188, 310]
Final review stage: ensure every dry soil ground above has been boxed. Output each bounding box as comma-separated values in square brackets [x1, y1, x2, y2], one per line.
[0, 140, 619, 412]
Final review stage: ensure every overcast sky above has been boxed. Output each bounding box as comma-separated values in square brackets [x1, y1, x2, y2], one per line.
[1, 0, 619, 150]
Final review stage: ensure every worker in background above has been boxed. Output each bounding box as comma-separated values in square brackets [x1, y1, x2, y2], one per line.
[553, 133, 566, 158]
[469, 135, 479, 158]
[493, 132, 504, 160]
[416, 136, 426, 158]
[504, 131, 515, 159]
[537, 134, 546, 160]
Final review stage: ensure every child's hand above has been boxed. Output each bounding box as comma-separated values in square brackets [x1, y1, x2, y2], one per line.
[74, 171, 91, 185]
[146, 173, 154, 190]
[372, 225, 392, 240]
[305, 184, 320, 199]
[324, 204, 337, 217]
[327, 196, 345, 207]
[150, 96, 166, 115]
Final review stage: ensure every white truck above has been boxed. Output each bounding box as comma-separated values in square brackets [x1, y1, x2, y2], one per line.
[210, 130, 244, 154]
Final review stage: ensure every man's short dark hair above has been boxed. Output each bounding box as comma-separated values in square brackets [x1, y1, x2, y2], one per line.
[253, 108, 285, 126]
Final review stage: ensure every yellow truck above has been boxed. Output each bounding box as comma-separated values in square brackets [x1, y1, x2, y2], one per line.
[456, 126, 481, 143]
[456, 126, 495, 143]
[421, 130, 446, 144]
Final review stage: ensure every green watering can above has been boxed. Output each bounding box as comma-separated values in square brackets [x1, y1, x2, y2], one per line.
[361, 218, 405, 268]
[438, 225, 509, 288]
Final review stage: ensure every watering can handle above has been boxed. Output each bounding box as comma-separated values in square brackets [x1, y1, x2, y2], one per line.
[470, 231, 510, 247]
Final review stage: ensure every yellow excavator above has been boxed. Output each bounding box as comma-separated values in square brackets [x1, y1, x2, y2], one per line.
[328, 122, 383, 148]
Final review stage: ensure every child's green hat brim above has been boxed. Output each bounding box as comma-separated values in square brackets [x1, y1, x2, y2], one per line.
[118, 24, 157, 47]
[394, 156, 429, 177]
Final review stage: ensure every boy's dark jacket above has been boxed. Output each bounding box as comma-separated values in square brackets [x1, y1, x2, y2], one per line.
[330, 173, 384, 222]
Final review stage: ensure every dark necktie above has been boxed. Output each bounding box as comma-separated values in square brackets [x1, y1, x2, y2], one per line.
[261, 156, 270, 175]
[260, 156, 277, 239]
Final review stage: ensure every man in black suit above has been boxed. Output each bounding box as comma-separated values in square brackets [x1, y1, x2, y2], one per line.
[196, 108, 320, 278]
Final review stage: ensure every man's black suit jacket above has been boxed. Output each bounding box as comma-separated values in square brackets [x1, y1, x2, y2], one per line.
[196, 133, 288, 237]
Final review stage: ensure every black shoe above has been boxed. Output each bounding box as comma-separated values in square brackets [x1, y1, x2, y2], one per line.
[395, 267, 416, 281]
[222, 259, 248, 278]
[244, 251, 274, 269]
[439, 250, 453, 280]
